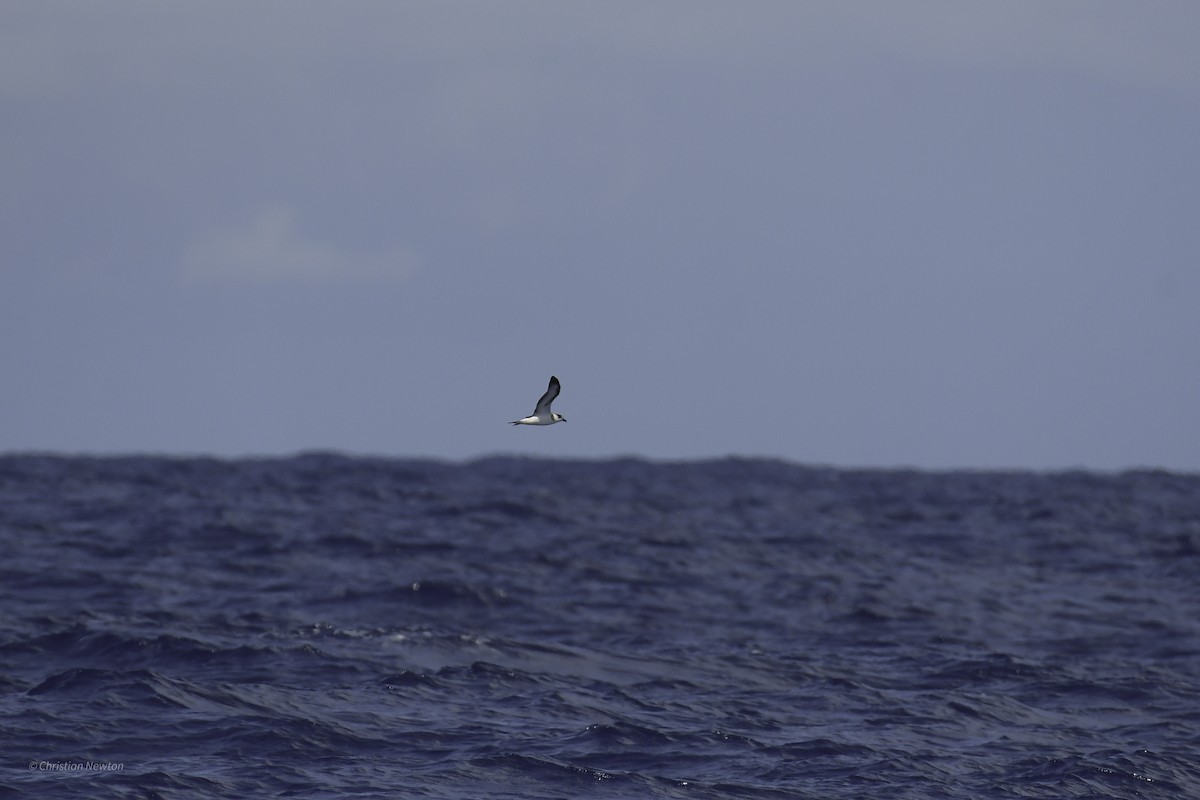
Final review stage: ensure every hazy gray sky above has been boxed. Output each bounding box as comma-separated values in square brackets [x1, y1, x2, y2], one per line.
[3, 2, 1198, 470]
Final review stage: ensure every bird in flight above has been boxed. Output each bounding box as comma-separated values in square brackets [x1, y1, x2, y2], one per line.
[510, 375, 566, 426]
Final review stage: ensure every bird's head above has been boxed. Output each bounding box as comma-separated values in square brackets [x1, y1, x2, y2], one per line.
[554, 413, 566, 422]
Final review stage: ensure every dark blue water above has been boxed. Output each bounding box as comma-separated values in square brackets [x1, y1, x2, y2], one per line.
[2, 454, 1198, 799]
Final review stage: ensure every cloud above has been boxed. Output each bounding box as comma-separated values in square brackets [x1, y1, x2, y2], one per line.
[179, 205, 415, 285]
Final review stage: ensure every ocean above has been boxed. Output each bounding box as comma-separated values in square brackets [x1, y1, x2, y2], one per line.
[2, 454, 1198, 799]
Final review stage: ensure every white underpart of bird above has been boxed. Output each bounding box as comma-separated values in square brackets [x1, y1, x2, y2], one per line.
[510, 375, 566, 426]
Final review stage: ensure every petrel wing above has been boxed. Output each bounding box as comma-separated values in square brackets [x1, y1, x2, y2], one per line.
[533, 375, 560, 415]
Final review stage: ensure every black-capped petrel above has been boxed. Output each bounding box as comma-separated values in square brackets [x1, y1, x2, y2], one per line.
[510, 376, 566, 426]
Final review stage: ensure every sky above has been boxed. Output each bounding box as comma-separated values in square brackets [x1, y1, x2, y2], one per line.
[2, 2, 1198, 470]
